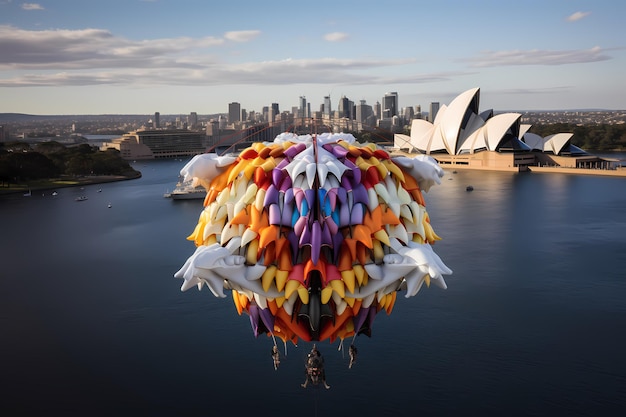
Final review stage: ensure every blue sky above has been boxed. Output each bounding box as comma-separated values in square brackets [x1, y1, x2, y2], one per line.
[1, 0, 624, 115]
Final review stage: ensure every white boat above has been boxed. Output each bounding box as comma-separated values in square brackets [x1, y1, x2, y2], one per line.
[168, 180, 206, 200]
[75, 196, 88, 202]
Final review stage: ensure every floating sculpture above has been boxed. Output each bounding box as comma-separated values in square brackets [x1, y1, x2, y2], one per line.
[174, 132, 452, 345]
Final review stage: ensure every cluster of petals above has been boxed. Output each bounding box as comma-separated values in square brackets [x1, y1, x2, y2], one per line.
[175, 132, 452, 344]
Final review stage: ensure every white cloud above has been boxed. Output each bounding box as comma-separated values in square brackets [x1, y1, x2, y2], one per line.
[324, 32, 349, 42]
[0, 54, 459, 88]
[0, 25, 223, 69]
[21, 2, 43, 10]
[224, 30, 261, 43]
[460, 46, 610, 67]
[567, 11, 590, 22]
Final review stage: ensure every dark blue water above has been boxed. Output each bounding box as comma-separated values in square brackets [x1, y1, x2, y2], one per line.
[2, 159, 626, 416]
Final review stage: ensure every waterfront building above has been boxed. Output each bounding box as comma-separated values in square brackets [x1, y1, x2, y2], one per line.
[101, 129, 207, 160]
[394, 87, 613, 171]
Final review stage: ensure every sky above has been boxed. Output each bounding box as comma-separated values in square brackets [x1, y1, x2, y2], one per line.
[1, 0, 625, 115]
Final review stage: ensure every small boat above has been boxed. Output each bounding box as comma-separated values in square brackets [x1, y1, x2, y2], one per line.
[23, 189, 32, 197]
[97, 189, 102, 193]
[107, 203, 112, 208]
[466, 185, 474, 191]
[52, 191, 58, 196]
[75, 196, 88, 201]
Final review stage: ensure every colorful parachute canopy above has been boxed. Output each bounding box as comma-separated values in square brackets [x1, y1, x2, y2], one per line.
[175, 132, 452, 344]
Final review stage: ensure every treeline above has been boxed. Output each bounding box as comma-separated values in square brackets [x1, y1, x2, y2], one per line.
[0, 141, 138, 184]
[528, 123, 626, 151]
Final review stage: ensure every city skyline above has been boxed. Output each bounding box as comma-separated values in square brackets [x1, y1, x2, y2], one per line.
[1, 0, 625, 115]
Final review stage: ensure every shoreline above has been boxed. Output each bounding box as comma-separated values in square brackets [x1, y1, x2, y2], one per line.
[0, 171, 142, 196]
[441, 164, 626, 177]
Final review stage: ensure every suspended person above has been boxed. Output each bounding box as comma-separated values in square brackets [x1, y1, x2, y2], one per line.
[271, 345, 280, 370]
[348, 344, 357, 369]
[301, 344, 330, 389]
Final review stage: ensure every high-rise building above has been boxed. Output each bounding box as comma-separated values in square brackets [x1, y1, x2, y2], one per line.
[228, 102, 241, 123]
[188, 112, 198, 129]
[383, 92, 398, 118]
[324, 96, 332, 117]
[154, 112, 160, 129]
[262, 106, 269, 122]
[338, 95, 351, 119]
[374, 101, 381, 119]
[299, 96, 307, 118]
[356, 100, 374, 127]
[269, 103, 279, 124]
[429, 102, 440, 122]
[402, 106, 414, 123]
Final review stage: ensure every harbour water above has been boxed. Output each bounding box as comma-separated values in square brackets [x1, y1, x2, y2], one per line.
[1, 157, 626, 416]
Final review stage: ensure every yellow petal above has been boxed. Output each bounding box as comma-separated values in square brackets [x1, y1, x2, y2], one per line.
[341, 269, 356, 294]
[321, 287, 333, 304]
[261, 265, 277, 292]
[330, 279, 345, 298]
[275, 269, 289, 292]
[246, 239, 259, 264]
[297, 287, 309, 304]
[353, 264, 366, 286]
[284, 279, 301, 300]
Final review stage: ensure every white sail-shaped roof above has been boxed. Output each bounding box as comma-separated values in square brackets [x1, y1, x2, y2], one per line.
[544, 133, 574, 155]
[437, 87, 480, 154]
[457, 111, 487, 154]
[430, 124, 453, 154]
[519, 124, 532, 138]
[409, 119, 435, 152]
[484, 113, 521, 151]
[406, 87, 580, 157]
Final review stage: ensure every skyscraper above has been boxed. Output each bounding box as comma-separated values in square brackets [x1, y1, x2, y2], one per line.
[154, 112, 160, 129]
[382, 92, 398, 118]
[228, 102, 241, 123]
[356, 100, 374, 127]
[188, 112, 198, 129]
[324, 96, 332, 117]
[429, 102, 440, 122]
[299, 96, 307, 118]
[338, 95, 351, 119]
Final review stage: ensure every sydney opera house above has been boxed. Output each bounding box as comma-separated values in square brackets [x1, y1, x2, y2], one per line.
[393, 88, 617, 172]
